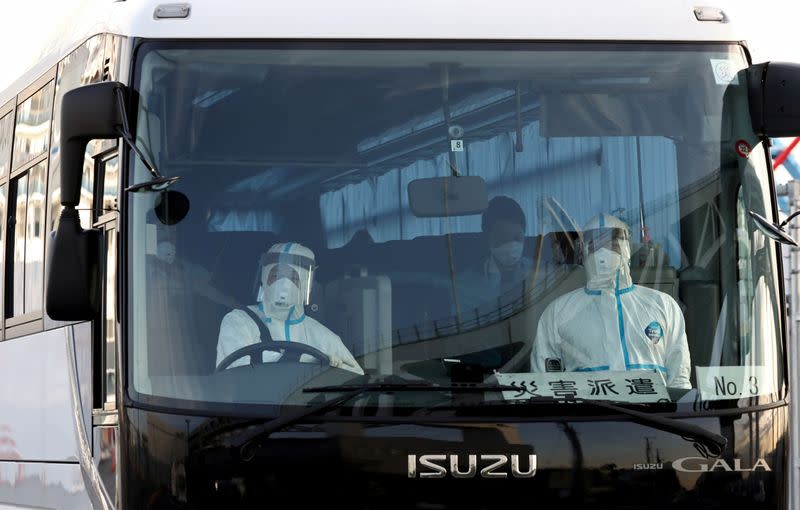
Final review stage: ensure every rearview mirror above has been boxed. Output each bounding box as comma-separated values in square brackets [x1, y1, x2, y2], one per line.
[747, 62, 800, 137]
[407, 176, 488, 218]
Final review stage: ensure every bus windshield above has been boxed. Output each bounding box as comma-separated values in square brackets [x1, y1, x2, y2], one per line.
[127, 42, 783, 412]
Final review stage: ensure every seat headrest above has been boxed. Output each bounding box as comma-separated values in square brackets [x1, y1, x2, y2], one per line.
[543, 231, 581, 264]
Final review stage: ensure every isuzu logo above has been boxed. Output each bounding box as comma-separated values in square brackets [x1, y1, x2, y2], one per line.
[407, 454, 537, 479]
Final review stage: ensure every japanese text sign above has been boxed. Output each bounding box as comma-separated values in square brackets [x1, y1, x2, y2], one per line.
[494, 370, 670, 403]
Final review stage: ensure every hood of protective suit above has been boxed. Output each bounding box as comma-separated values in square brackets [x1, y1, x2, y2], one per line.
[258, 242, 315, 320]
[581, 214, 633, 290]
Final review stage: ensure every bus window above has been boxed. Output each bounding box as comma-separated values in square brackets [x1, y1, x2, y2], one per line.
[125, 42, 783, 408]
[98, 155, 119, 217]
[9, 173, 28, 318]
[0, 185, 6, 324]
[48, 34, 106, 232]
[24, 162, 45, 313]
[12, 82, 54, 170]
[103, 228, 118, 409]
[6, 161, 46, 318]
[0, 111, 12, 178]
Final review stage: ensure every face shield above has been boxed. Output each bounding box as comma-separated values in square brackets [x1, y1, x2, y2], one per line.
[266, 263, 301, 287]
[582, 227, 630, 256]
[580, 215, 633, 288]
[259, 251, 316, 308]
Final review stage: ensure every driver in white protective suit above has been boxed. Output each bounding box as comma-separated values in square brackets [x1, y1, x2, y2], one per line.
[531, 214, 691, 388]
[216, 242, 364, 374]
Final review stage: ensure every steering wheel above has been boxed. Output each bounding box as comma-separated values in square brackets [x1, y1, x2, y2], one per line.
[215, 340, 331, 372]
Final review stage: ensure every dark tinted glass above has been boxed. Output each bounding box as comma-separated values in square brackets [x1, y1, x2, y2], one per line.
[128, 43, 782, 410]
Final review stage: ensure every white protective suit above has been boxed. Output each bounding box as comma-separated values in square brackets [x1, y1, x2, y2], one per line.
[216, 242, 364, 374]
[531, 214, 691, 388]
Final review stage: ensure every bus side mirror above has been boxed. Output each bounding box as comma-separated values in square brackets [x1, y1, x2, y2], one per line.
[46, 209, 102, 319]
[749, 210, 800, 247]
[46, 81, 125, 320]
[748, 62, 800, 137]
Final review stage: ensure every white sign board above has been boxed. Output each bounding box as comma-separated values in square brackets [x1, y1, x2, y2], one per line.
[494, 370, 670, 403]
[695, 366, 774, 401]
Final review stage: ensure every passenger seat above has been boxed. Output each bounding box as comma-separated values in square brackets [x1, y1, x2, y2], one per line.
[325, 266, 393, 376]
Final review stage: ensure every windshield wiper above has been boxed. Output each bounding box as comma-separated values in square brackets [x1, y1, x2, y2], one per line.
[206, 381, 727, 461]
[226, 379, 518, 460]
[428, 396, 726, 458]
[583, 398, 727, 457]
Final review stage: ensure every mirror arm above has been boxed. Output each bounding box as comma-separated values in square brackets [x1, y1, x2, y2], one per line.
[780, 209, 800, 228]
[515, 82, 524, 152]
[113, 87, 162, 181]
[440, 65, 460, 177]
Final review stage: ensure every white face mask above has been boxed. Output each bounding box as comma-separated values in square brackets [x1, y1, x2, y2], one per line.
[585, 247, 623, 281]
[264, 278, 301, 311]
[491, 241, 524, 268]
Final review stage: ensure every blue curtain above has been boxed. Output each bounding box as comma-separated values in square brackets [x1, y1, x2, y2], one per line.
[320, 120, 681, 265]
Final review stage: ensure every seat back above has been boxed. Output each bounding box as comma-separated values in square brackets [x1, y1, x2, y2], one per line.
[630, 242, 680, 301]
[325, 269, 393, 375]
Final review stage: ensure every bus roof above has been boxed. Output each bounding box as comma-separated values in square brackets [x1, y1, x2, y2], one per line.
[1, 0, 747, 107]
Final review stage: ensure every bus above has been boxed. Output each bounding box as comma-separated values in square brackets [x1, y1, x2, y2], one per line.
[1, 0, 800, 508]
